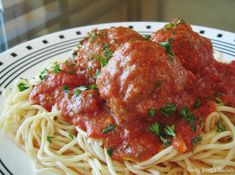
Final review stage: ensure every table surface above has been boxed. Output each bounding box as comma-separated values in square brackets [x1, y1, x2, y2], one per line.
[0, 0, 235, 53]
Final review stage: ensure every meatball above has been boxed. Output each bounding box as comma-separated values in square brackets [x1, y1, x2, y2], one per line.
[96, 40, 193, 122]
[150, 18, 214, 74]
[76, 27, 144, 83]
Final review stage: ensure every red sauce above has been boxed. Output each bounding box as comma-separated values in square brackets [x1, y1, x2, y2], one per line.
[30, 20, 235, 162]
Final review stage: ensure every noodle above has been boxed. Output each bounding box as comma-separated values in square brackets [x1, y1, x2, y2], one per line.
[1, 78, 235, 175]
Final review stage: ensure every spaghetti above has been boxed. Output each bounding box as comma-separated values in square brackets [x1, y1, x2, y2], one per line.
[1, 79, 235, 174]
[1, 18, 235, 175]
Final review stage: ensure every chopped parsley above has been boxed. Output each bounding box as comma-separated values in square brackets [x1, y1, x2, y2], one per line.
[91, 84, 98, 90]
[39, 69, 48, 80]
[62, 85, 69, 93]
[192, 135, 202, 146]
[72, 52, 77, 59]
[94, 69, 101, 78]
[164, 22, 175, 30]
[143, 34, 150, 39]
[180, 107, 197, 131]
[105, 48, 113, 59]
[102, 124, 116, 134]
[150, 123, 160, 135]
[164, 125, 176, 137]
[164, 18, 185, 30]
[69, 63, 76, 67]
[148, 108, 157, 117]
[193, 99, 201, 109]
[94, 43, 113, 68]
[160, 136, 171, 147]
[47, 136, 54, 143]
[67, 70, 73, 74]
[90, 31, 97, 40]
[158, 38, 175, 60]
[96, 55, 109, 67]
[102, 43, 113, 59]
[69, 133, 75, 139]
[102, 43, 109, 48]
[74, 86, 89, 97]
[160, 103, 176, 117]
[78, 86, 89, 91]
[53, 63, 61, 73]
[107, 147, 114, 156]
[74, 88, 81, 97]
[216, 118, 226, 133]
[17, 82, 29, 92]
[150, 122, 175, 147]
[87, 67, 93, 71]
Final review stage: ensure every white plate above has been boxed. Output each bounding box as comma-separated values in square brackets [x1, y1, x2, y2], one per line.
[0, 22, 235, 175]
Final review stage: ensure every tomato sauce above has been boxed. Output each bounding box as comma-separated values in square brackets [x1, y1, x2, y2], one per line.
[30, 19, 235, 162]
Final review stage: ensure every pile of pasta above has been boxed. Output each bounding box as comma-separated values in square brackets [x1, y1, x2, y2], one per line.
[1, 72, 235, 175]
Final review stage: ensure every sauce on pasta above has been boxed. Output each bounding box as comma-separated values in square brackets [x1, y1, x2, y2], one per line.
[30, 18, 235, 162]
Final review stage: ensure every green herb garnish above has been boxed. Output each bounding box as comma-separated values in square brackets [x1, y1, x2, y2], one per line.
[69, 133, 75, 139]
[53, 63, 61, 73]
[39, 69, 48, 80]
[74, 89, 81, 97]
[158, 38, 175, 60]
[164, 125, 176, 137]
[164, 23, 175, 30]
[180, 107, 197, 131]
[160, 136, 171, 147]
[96, 55, 109, 67]
[164, 18, 185, 30]
[17, 82, 29, 92]
[107, 147, 114, 156]
[102, 124, 116, 134]
[150, 122, 174, 147]
[69, 63, 76, 67]
[148, 108, 156, 117]
[91, 84, 98, 90]
[90, 31, 97, 40]
[78, 86, 88, 91]
[143, 35, 150, 39]
[67, 70, 73, 74]
[192, 135, 202, 146]
[216, 118, 226, 133]
[102, 43, 109, 48]
[62, 85, 69, 93]
[74, 86, 88, 97]
[87, 67, 93, 71]
[160, 103, 176, 117]
[102, 43, 113, 60]
[94, 69, 101, 78]
[150, 123, 160, 135]
[105, 48, 113, 59]
[47, 136, 54, 143]
[193, 99, 201, 109]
